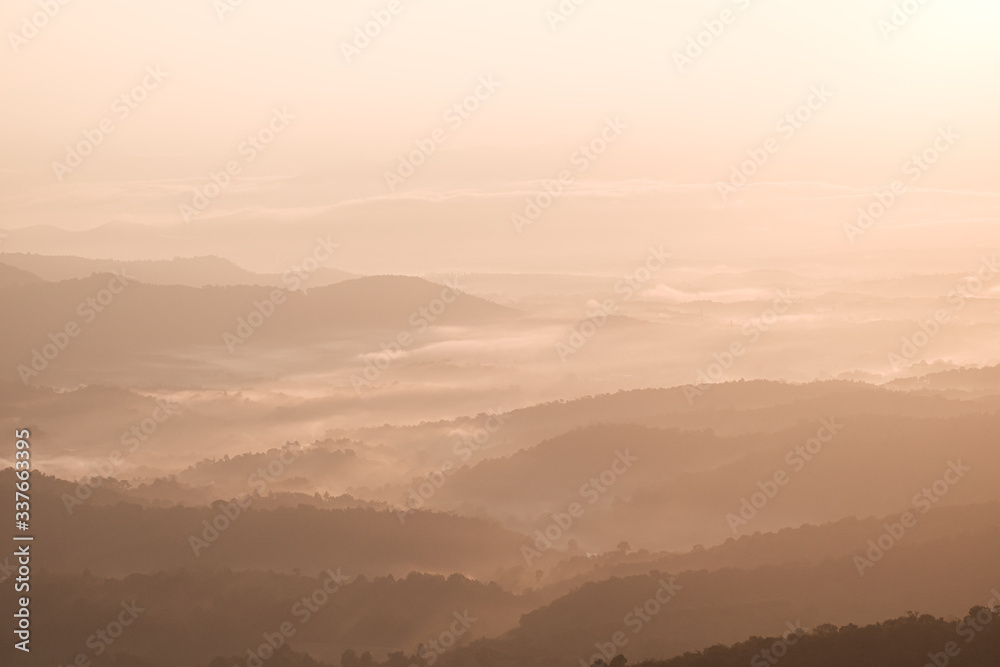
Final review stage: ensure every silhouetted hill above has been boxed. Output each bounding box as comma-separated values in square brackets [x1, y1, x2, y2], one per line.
[885, 363, 1000, 394]
[0, 262, 44, 288]
[0, 274, 515, 384]
[534, 503, 1000, 595]
[0, 569, 535, 667]
[635, 612, 1000, 667]
[0, 469, 526, 581]
[337, 379, 1000, 466]
[0, 252, 353, 287]
[434, 525, 1000, 666]
[408, 411, 1000, 553]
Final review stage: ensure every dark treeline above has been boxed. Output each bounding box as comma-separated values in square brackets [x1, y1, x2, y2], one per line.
[179, 609, 1000, 667]
[635, 610, 1000, 667]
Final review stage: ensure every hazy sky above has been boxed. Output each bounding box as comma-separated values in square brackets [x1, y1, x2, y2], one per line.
[2, 0, 999, 270]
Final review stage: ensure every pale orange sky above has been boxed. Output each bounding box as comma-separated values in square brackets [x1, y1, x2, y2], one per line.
[1, 0, 999, 271]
